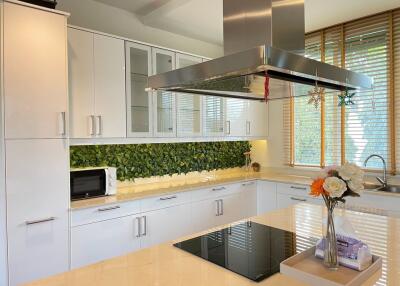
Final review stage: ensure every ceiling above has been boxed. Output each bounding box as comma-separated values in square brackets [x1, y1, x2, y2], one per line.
[95, 0, 400, 46]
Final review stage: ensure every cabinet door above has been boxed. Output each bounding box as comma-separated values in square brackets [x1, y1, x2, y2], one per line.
[246, 101, 268, 137]
[94, 34, 126, 138]
[71, 215, 141, 269]
[191, 198, 219, 233]
[152, 48, 176, 137]
[6, 139, 69, 285]
[240, 181, 258, 217]
[203, 96, 225, 136]
[225, 98, 247, 137]
[68, 28, 95, 138]
[4, 3, 68, 139]
[216, 194, 244, 226]
[176, 54, 203, 137]
[140, 203, 192, 248]
[257, 181, 277, 214]
[126, 42, 153, 137]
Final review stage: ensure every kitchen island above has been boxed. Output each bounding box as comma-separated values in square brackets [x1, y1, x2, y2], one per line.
[24, 203, 394, 286]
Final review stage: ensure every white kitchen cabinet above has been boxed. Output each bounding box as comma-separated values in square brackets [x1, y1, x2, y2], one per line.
[257, 181, 277, 214]
[4, 2, 68, 139]
[276, 182, 321, 209]
[225, 98, 247, 137]
[152, 48, 176, 137]
[203, 96, 225, 136]
[240, 181, 258, 217]
[126, 42, 153, 137]
[71, 215, 141, 269]
[215, 193, 246, 226]
[68, 28, 126, 138]
[176, 53, 203, 137]
[140, 203, 192, 248]
[191, 197, 221, 233]
[6, 139, 69, 286]
[246, 101, 269, 137]
[93, 34, 126, 138]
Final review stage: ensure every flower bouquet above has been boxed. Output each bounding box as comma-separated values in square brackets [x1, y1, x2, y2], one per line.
[310, 163, 364, 270]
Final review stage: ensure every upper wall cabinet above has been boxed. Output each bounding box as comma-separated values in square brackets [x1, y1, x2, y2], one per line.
[126, 42, 153, 137]
[4, 2, 68, 139]
[225, 98, 247, 137]
[176, 53, 203, 137]
[246, 101, 268, 137]
[152, 48, 176, 137]
[68, 28, 126, 139]
[203, 96, 225, 136]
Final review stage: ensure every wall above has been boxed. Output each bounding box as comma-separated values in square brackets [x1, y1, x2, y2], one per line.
[57, 0, 223, 59]
[70, 141, 251, 181]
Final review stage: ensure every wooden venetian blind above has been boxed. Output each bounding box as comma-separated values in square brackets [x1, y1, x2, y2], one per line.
[344, 14, 391, 169]
[394, 10, 400, 173]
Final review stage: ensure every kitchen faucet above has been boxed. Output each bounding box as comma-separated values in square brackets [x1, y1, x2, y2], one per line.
[363, 154, 387, 187]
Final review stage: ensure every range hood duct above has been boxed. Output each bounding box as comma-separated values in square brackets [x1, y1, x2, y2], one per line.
[147, 0, 373, 101]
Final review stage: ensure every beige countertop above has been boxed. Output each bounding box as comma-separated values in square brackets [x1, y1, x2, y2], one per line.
[25, 203, 394, 286]
[70, 169, 399, 210]
[70, 170, 314, 210]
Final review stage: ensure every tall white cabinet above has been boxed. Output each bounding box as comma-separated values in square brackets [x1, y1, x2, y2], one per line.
[1, 2, 70, 285]
[68, 27, 126, 138]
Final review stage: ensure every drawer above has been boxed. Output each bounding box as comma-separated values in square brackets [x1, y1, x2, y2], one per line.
[277, 193, 321, 209]
[141, 191, 191, 212]
[71, 200, 141, 227]
[276, 182, 310, 196]
[191, 183, 242, 202]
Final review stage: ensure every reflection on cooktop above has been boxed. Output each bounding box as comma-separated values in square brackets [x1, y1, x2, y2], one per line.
[174, 222, 312, 282]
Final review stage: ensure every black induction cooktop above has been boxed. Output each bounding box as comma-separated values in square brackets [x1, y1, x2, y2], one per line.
[174, 222, 312, 282]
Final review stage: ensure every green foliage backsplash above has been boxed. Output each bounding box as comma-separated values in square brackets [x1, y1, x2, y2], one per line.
[70, 141, 251, 181]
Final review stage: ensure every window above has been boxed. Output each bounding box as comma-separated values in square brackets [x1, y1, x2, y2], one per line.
[285, 11, 400, 173]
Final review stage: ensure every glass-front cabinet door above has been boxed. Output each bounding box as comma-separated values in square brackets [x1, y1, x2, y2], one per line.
[203, 96, 225, 136]
[126, 42, 153, 137]
[152, 48, 176, 137]
[176, 53, 203, 137]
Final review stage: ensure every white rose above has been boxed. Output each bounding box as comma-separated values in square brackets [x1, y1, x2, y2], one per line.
[338, 162, 363, 181]
[323, 177, 347, 198]
[348, 178, 364, 194]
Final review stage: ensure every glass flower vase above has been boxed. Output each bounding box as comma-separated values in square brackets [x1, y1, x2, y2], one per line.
[324, 204, 339, 270]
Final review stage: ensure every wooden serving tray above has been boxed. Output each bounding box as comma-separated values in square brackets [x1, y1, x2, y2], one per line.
[280, 246, 382, 286]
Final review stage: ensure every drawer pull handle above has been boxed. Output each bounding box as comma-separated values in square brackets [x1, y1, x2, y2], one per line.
[97, 206, 121, 212]
[290, 197, 307, 202]
[212, 187, 226, 191]
[290, 186, 307, 191]
[242, 182, 255, 186]
[25, 217, 55, 225]
[160, 195, 177, 201]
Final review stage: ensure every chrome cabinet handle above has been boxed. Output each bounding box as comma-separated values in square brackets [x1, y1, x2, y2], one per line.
[290, 197, 307, 202]
[58, 112, 66, 136]
[215, 200, 220, 216]
[140, 216, 147, 236]
[220, 199, 224, 215]
[25, 217, 55, 225]
[212, 187, 226, 192]
[242, 182, 255, 186]
[96, 116, 102, 135]
[226, 120, 231, 135]
[246, 121, 250, 135]
[135, 217, 141, 238]
[89, 115, 96, 136]
[290, 186, 307, 191]
[160, 195, 177, 201]
[97, 205, 120, 212]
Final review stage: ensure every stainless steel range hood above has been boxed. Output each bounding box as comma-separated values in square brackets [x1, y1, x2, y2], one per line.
[147, 0, 373, 101]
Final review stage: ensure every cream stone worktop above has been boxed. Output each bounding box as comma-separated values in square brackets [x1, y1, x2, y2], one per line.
[25, 203, 395, 286]
[70, 170, 313, 210]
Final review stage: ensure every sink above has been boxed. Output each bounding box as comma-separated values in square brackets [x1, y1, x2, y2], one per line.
[376, 185, 400, 193]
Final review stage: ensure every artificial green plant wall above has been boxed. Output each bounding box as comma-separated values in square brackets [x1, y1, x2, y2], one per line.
[70, 141, 251, 181]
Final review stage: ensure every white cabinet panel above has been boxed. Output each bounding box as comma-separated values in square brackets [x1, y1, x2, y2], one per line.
[257, 181, 277, 214]
[277, 194, 321, 209]
[71, 215, 140, 269]
[94, 34, 126, 138]
[152, 48, 176, 137]
[191, 198, 220, 233]
[4, 3, 68, 139]
[215, 193, 244, 226]
[68, 28, 95, 138]
[126, 42, 153, 137]
[246, 101, 268, 137]
[140, 203, 192, 248]
[225, 98, 247, 137]
[203, 96, 225, 136]
[6, 139, 69, 285]
[240, 181, 258, 217]
[176, 54, 203, 137]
